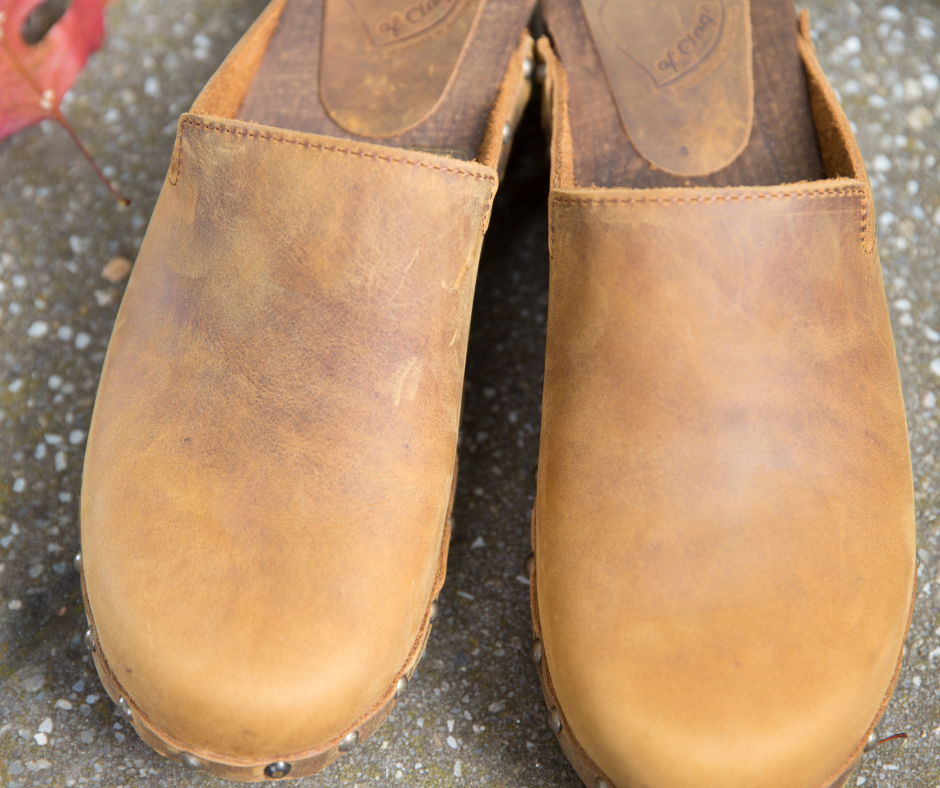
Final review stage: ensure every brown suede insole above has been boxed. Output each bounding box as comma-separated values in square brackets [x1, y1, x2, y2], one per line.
[543, 0, 825, 188]
[238, 0, 535, 159]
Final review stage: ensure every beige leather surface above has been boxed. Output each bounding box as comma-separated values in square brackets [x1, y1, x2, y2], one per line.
[579, 0, 753, 176]
[321, 0, 484, 136]
[534, 17, 915, 788]
[81, 113, 497, 760]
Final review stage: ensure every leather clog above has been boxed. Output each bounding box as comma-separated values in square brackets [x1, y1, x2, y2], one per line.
[78, 0, 535, 779]
[530, 10, 915, 788]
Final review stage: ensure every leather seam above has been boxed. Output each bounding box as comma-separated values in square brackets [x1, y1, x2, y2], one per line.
[170, 119, 498, 186]
[551, 187, 871, 247]
[481, 181, 498, 235]
[552, 187, 867, 204]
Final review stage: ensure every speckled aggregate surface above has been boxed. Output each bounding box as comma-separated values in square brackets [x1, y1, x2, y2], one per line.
[0, 0, 939, 785]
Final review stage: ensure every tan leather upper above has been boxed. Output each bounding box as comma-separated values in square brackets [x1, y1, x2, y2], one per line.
[534, 16, 914, 788]
[81, 114, 495, 760]
[80, 6, 502, 757]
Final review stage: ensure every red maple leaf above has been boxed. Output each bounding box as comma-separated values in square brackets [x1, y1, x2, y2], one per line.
[0, 0, 127, 203]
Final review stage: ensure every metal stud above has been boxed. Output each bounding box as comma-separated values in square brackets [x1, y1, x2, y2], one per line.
[179, 752, 204, 771]
[502, 122, 513, 143]
[530, 639, 543, 665]
[264, 761, 291, 779]
[548, 709, 562, 734]
[429, 600, 439, 621]
[522, 56, 534, 79]
[338, 730, 360, 752]
[395, 675, 408, 699]
[864, 732, 880, 752]
[524, 552, 535, 577]
[117, 697, 133, 721]
[535, 62, 547, 84]
[84, 628, 95, 652]
[74, 552, 82, 573]
[594, 778, 610, 788]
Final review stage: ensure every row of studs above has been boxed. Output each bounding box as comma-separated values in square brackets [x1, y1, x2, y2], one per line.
[525, 548, 900, 788]
[76, 552, 137, 733]
[77, 551, 438, 779]
[500, 56, 536, 145]
[525, 551, 611, 788]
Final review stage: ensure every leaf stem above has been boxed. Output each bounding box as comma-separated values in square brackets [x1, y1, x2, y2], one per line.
[50, 104, 129, 205]
[875, 733, 909, 746]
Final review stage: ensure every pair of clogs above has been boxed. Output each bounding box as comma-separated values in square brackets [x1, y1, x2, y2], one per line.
[79, 0, 915, 785]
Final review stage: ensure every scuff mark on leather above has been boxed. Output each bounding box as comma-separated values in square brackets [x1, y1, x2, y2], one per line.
[386, 248, 421, 308]
[390, 357, 424, 405]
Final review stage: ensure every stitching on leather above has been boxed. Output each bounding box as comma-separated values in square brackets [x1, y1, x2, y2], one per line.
[553, 187, 867, 203]
[551, 188, 871, 248]
[860, 200, 870, 247]
[171, 119, 497, 185]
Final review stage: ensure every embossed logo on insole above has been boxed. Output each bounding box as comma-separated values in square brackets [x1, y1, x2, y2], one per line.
[599, 0, 725, 87]
[352, 0, 463, 46]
